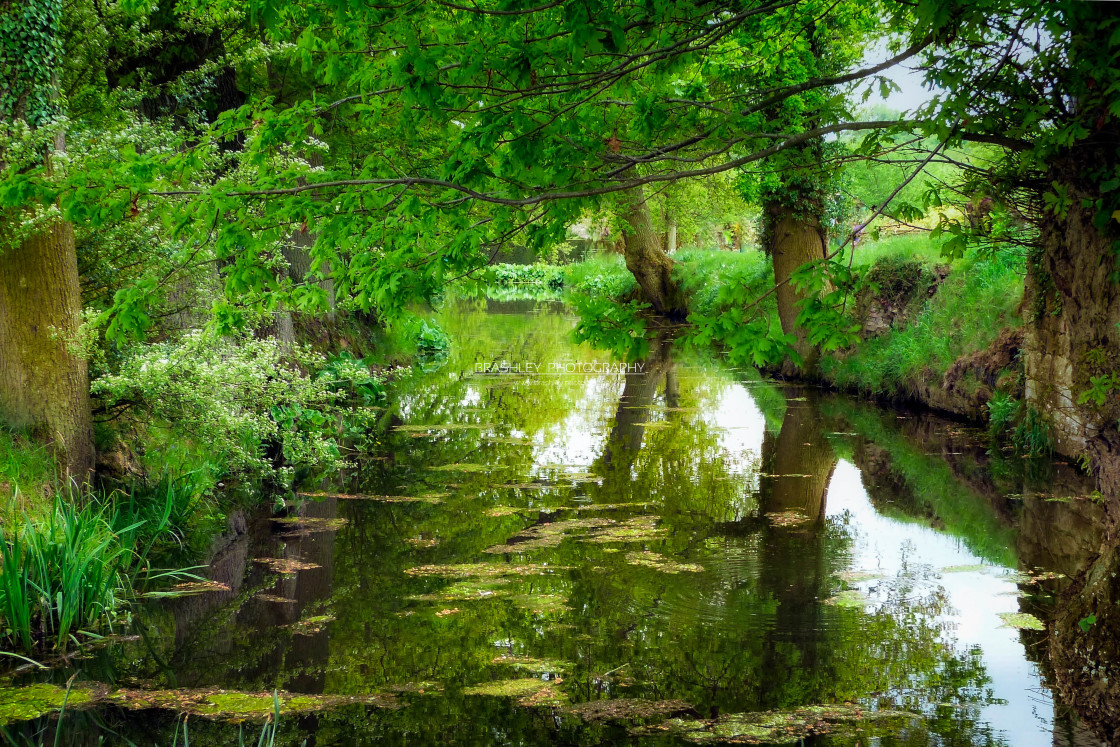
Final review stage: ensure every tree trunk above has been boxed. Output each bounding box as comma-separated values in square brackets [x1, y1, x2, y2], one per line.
[667, 220, 677, 255]
[621, 186, 687, 319]
[766, 201, 827, 374]
[0, 216, 94, 484]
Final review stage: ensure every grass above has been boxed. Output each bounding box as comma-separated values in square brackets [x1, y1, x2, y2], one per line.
[562, 253, 634, 296]
[0, 480, 202, 655]
[0, 428, 57, 509]
[0, 494, 135, 653]
[833, 232, 948, 269]
[820, 243, 1025, 399]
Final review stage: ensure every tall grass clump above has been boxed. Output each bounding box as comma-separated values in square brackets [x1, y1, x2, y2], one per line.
[0, 486, 193, 655]
[835, 232, 947, 269]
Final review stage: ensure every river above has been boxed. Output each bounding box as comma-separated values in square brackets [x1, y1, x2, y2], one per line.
[3, 297, 1108, 745]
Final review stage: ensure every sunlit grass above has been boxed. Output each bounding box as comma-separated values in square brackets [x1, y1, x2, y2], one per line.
[0, 427, 57, 510]
[820, 248, 1025, 397]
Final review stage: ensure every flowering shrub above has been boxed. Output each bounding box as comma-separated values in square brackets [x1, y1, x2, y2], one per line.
[92, 332, 370, 480]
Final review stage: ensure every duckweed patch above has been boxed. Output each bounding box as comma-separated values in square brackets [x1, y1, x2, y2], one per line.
[492, 656, 571, 674]
[105, 688, 398, 720]
[765, 511, 812, 527]
[0, 683, 94, 725]
[835, 570, 885, 583]
[580, 516, 667, 544]
[432, 463, 497, 473]
[407, 578, 513, 602]
[486, 506, 533, 517]
[255, 594, 296, 604]
[825, 590, 869, 608]
[393, 423, 497, 432]
[405, 563, 571, 579]
[484, 518, 616, 553]
[940, 564, 991, 574]
[997, 612, 1045, 630]
[299, 492, 442, 504]
[511, 593, 571, 615]
[164, 581, 231, 595]
[288, 614, 335, 635]
[567, 698, 695, 723]
[255, 558, 320, 574]
[271, 517, 348, 531]
[632, 704, 916, 744]
[462, 678, 558, 697]
[625, 551, 703, 574]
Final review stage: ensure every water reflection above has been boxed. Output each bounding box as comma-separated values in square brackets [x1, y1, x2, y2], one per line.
[21, 298, 1110, 745]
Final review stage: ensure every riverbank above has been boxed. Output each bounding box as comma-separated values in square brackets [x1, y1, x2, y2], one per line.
[485, 235, 1039, 453]
[0, 310, 433, 657]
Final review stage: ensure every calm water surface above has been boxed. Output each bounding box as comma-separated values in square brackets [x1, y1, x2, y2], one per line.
[11, 298, 1108, 745]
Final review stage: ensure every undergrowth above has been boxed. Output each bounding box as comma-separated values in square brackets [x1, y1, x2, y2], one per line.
[819, 247, 1025, 399]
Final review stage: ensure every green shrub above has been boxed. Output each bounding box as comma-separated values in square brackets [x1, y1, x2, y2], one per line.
[92, 331, 343, 480]
[488, 264, 566, 290]
[562, 254, 634, 297]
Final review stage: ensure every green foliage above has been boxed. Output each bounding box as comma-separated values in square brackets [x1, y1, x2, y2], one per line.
[562, 254, 634, 297]
[318, 352, 387, 407]
[676, 250, 796, 368]
[570, 296, 650, 362]
[488, 264, 565, 291]
[413, 319, 452, 369]
[986, 392, 1020, 440]
[790, 259, 863, 353]
[0, 0, 64, 126]
[985, 394, 1054, 458]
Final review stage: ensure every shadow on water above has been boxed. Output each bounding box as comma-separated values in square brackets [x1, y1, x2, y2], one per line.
[4, 297, 1116, 745]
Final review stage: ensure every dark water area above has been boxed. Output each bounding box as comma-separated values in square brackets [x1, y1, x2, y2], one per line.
[7, 298, 1113, 745]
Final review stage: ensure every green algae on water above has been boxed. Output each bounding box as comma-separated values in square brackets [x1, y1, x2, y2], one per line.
[825, 590, 869, 608]
[462, 678, 567, 707]
[567, 698, 695, 723]
[625, 551, 703, 574]
[510, 593, 570, 615]
[106, 687, 398, 720]
[432, 463, 498, 473]
[407, 578, 513, 602]
[405, 562, 571, 578]
[491, 655, 572, 674]
[631, 704, 916, 744]
[484, 518, 616, 553]
[288, 614, 335, 635]
[0, 683, 94, 725]
[580, 515, 667, 544]
[998, 612, 1045, 630]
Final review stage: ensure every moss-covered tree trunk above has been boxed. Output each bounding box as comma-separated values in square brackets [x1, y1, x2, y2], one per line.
[1023, 148, 1120, 515]
[621, 186, 687, 320]
[0, 215, 94, 482]
[765, 200, 828, 373]
[1029, 137, 1120, 743]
